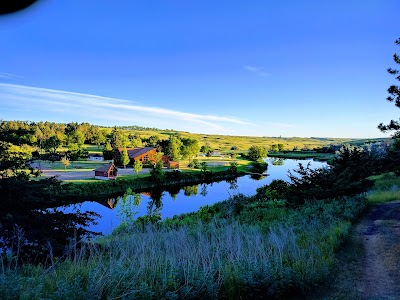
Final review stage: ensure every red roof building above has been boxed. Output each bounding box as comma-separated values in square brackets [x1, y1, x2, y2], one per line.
[116, 147, 157, 165]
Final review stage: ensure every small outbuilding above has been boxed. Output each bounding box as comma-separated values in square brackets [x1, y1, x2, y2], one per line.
[94, 163, 118, 180]
[162, 155, 179, 169]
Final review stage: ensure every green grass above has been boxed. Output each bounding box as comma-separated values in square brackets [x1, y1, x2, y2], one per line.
[58, 144, 103, 154]
[35, 159, 111, 171]
[116, 173, 150, 179]
[366, 172, 400, 204]
[63, 178, 98, 183]
[366, 190, 400, 204]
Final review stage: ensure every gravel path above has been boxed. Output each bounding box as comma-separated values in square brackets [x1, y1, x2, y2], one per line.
[311, 201, 400, 299]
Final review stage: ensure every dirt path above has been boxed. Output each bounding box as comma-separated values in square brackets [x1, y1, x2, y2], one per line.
[312, 201, 400, 299]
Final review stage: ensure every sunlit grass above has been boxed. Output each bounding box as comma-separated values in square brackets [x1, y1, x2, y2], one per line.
[63, 178, 98, 183]
[116, 173, 150, 179]
[35, 159, 111, 171]
[367, 190, 400, 205]
[367, 172, 400, 204]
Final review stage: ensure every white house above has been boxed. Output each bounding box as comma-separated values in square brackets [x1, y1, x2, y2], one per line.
[87, 154, 104, 161]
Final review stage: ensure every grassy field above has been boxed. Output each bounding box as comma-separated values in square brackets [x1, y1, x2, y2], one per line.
[86, 128, 377, 154]
[123, 131, 356, 152]
[35, 159, 111, 171]
[367, 172, 400, 204]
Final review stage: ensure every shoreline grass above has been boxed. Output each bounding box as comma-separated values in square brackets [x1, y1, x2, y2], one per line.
[268, 151, 334, 161]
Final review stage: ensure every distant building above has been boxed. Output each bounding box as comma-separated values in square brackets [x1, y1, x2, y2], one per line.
[87, 154, 103, 161]
[211, 151, 222, 157]
[94, 163, 118, 180]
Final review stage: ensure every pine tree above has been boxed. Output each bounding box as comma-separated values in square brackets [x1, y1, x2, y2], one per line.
[378, 38, 400, 137]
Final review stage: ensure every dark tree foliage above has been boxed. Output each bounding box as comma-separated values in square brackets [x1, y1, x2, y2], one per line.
[42, 135, 61, 154]
[156, 139, 170, 153]
[145, 135, 160, 147]
[378, 38, 400, 135]
[287, 146, 374, 204]
[0, 172, 98, 262]
[150, 161, 164, 183]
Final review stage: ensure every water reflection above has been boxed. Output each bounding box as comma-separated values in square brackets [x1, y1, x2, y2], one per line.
[111, 180, 240, 225]
[0, 203, 99, 262]
[55, 158, 328, 235]
[183, 185, 198, 196]
[200, 184, 208, 196]
[250, 174, 266, 180]
[116, 189, 141, 225]
[271, 158, 284, 166]
[167, 185, 181, 200]
[147, 189, 163, 220]
[227, 178, 239, 190]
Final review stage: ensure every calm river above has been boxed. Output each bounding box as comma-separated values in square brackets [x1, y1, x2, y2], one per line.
[57, 158, 327, 235]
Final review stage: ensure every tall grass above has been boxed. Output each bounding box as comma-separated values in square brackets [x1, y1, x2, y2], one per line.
[0, 195, 365, 299]
[0, 222, 332, 299]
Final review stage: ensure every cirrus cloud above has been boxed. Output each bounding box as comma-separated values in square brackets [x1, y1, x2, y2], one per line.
[0, 83, 253, 134]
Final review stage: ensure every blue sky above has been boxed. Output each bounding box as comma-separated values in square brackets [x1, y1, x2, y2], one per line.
[0, 0, 399, 138]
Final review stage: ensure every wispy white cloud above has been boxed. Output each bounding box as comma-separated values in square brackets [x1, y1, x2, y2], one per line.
[0, 72, 23, 80]
[243, 65, 271, 77]
[0, 83, 252, 133]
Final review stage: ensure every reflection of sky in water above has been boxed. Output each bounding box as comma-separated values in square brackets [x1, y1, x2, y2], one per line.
[264, 158, 327, 181]
[57, 159, 327, 235]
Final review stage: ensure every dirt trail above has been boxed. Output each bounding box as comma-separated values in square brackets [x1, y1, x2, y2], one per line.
[312, 201, 400, 299]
